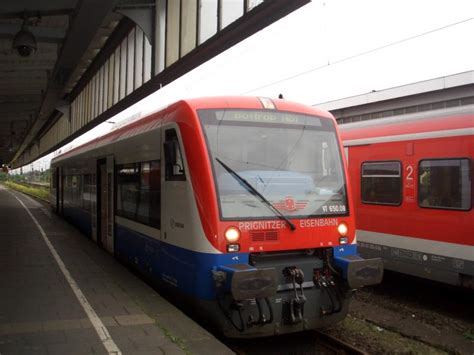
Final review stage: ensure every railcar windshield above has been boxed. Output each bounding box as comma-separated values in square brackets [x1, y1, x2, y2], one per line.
[198, 109, 348, 219]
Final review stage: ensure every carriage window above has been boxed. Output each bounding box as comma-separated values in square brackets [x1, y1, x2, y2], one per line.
[361, 161, 402, 205]
[418, 159, 471, 210]
[164, 129, 186, 181]
[116, 161, 161, 228]
[116, 163, 140, 221]
[82, 174, 93, 212]
[137, 161, 161, 228]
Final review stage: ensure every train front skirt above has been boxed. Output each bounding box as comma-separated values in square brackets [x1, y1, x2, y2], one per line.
[211, 247, 383, 337]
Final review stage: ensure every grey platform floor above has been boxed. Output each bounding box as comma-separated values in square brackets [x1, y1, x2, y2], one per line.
[0, 185, 233, 355]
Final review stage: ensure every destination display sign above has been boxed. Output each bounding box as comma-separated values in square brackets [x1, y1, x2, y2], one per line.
[214, 110, 322, 127]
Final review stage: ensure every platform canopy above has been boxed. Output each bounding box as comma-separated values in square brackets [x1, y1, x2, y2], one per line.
[0, 0, 310, 168]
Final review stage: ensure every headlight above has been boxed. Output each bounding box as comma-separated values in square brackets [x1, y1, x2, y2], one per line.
[337, 222, 348, 237]
[339, 237, 348, 245]
[227, 244, 240, 252]
[225, 226, 241, 243]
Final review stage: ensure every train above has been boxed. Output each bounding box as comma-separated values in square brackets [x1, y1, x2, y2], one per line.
[50, 96, 383, 337]
[339, 104, 473, 288]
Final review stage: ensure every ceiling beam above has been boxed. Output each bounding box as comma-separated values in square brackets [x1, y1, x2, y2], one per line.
[0, 102, 38, 110]
[0, 95, 42, 103]
[0, 24, 67, 43]
[0, 0, 77, 18]
[0, 64, 57, 71]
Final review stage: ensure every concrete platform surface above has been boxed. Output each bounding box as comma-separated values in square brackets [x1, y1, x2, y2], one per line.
[0, 185, 233, 355]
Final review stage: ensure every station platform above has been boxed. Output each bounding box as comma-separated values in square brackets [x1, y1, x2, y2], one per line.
[0, 185, 233, 355]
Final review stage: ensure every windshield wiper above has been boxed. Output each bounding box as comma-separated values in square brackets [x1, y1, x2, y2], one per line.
[215, 157, 296, 231]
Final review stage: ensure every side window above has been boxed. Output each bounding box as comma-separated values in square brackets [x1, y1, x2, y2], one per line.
[164, 129, 186, 181]
[361, 161, 402, 205]
[116, 163, 140, 221]
[82, 174, 92, 212]
[418, 158, 471, 210]
[137, 161, 161, 228]
[116, 160, 161, 228]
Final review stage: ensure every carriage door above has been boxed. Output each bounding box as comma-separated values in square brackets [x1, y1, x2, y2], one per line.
[162, 128, 187, 245]
[97, 156, 115, 254]
[58, 167, 64, 215]
[54, 168, 58, 213]
[54, 167, 60, 213]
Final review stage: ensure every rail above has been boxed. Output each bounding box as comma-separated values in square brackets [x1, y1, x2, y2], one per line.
[315, 330, 368, 355]
[18, 181, 50, 189]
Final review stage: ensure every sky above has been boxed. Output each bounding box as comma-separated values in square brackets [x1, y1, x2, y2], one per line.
[14, 0, 474, 174]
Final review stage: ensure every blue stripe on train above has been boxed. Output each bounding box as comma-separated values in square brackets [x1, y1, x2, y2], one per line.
[115, 223, 249, 300]
[332, 244, 358, 257]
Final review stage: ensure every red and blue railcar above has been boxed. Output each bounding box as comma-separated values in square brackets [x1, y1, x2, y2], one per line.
[50, 96, 382, 337]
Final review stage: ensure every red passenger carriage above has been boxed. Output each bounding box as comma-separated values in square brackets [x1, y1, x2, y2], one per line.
[340, 105, 474, 288]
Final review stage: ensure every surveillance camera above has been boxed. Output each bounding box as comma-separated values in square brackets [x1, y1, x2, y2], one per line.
[13, 28, 37, 57]
[16, 45, 35, 57]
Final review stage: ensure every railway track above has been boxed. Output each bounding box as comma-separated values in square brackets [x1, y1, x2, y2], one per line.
[315, 330, 367, 354]
[225, 329, 367, 355]
[20, 180, 50, 188]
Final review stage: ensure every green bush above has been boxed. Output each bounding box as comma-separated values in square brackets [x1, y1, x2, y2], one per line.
[4, 181, 50, 201]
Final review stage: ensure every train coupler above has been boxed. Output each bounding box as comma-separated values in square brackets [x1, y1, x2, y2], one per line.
[283, 267, 306, 324]
[313, 269, 336, 288]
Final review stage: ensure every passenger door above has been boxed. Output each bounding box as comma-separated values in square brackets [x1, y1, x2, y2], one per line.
[97, 156, 115, 254]
[160, 126, 191, 284]
[162, 126, 187, 239]
[58, 167, 64, 215]
[52, 167, 60, 214]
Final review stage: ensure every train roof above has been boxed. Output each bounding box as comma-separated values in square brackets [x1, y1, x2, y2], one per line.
[339, 104, 474, 146]
[52, 96, 334, 164]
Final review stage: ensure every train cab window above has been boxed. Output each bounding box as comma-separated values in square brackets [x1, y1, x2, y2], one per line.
[164, 129, 186, 181]
[418, 159, 471, 210]
[361, 161, 402, 205]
